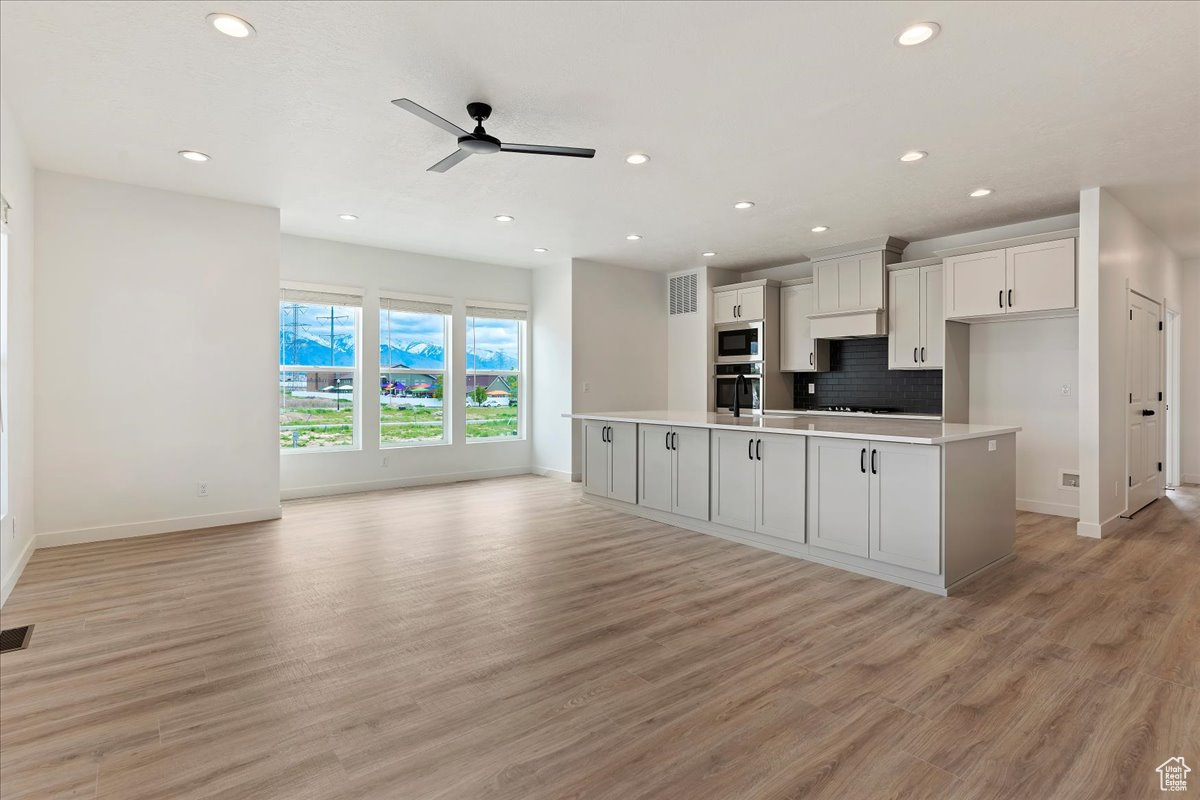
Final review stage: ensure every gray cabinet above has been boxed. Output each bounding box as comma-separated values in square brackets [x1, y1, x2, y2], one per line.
[870, 442, 941, 574]
[808, 437, 941, 574]
[583, 420, 637, 504]
[713, 285, 765, 323]
[780, 283, 829, 372]
[808, 437, 870, 557]
[888, 264, 943, 370]
[711, 430, 805, 541]
[944, 238, 1076, 320]
[638, 424, 710, 520]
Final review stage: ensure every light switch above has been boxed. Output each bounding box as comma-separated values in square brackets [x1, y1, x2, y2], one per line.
[582, 382, 591, 393]
[987, 439, 997, 452]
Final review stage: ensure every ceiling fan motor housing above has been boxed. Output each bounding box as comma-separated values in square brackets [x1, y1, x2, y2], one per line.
[459, 133, 502, 154]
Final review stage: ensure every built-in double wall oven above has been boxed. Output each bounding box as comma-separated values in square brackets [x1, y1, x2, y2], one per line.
[715, 321, 763, 363]
[714, 363, 762, 412]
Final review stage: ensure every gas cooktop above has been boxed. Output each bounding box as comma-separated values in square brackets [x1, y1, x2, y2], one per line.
[818, 405, 902, 414]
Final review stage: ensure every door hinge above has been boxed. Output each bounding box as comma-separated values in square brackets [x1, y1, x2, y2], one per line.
[1129, 476, 1133, 487]
[1159, 320, 1163, 330]
[1129, 393, 1133, 403]
[1158, 462, 1163, 472]
[1158, 391, 1163, 401]
[1129, 309, 1133, 320]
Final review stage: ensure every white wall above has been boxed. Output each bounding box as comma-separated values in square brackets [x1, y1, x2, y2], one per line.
[1183, 259, 1200, 485]
[33, 172, 282, 546]
[571, 259, 667, 474]
[0, 96, 36, 604]
[970, 318, 1080, 516]
[531, 263, 573, 479]
[280, 235, 532, 497]
[1077, 188, 1183, 536]
[666, 266, 739, 412]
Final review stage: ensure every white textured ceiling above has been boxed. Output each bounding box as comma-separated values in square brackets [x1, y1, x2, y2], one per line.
[2, 0, 1198, 269]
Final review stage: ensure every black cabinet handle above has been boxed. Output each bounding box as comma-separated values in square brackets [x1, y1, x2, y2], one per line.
[920, 346, 926, 362]
[672, 432, 678, 450]
[913, 347, 918, 363]
[871, 449, 878, 474]
[1008, 289, 1013, 307]
[665, 431, 671, 450]
[999, 290, 1003, 308]
[756, 439, 762, 460]
[748, 438, 754, 460]
[860, 448, 867, 473]
[809, 352, 814, 366]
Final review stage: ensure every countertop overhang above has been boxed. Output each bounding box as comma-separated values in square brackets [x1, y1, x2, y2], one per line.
[564, 410, 1020, 445]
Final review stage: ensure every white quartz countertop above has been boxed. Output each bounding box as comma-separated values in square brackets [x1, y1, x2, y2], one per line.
[564, 410, 1020, 445]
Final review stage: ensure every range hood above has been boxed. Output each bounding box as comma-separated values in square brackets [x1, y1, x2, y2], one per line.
[805, 236, 906, 339]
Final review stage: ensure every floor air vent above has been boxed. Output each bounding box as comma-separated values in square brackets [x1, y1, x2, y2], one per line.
[0, 625, 34, 653]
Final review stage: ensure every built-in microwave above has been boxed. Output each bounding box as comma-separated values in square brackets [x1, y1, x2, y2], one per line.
[715, 321, 763, 363]
[714, 363, 762, 412]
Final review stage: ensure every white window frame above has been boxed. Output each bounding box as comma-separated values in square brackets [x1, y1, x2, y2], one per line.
[464, 301, 528, 444]
[279, 282, 363, 454]
[379, 292, 453, 449]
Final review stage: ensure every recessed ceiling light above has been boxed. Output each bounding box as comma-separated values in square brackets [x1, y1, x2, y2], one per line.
[702, 251, 717, 257]
[969, 188, 994, 198]
[494, 214, 515, 223]
[533, 247, 549, 253]
[207, 13, 256, 39]
[733, 201, 755, 209]
[898, 150, 927, 162]
[625, 153, 650, 165]
[177, 150, 211, 162]
[338, 214, 358, 221]
[897, 22, 940, 46]
[626, 234, 642, 241]
[811, 226, 829, 233]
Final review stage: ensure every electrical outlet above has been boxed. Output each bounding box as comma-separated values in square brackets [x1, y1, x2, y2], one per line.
[381, 455, 389, 468]
[987, 439, 997, 452]
[808, 383, 816, 395]
[1060, 384, 1072, 396]
[197, 482, 209, 498]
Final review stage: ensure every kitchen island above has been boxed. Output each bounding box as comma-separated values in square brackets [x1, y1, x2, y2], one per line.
[568, 410, 1021, 595]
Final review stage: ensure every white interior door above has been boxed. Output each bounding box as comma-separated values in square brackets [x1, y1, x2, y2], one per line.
[1126, 291, 1163, 515]
[1165, 309, 1181, 489]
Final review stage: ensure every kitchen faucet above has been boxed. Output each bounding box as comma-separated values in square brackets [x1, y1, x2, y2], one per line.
[733, 373, 746, 417]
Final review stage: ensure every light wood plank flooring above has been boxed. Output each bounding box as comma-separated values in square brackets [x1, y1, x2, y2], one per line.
[1, 476, 1197, 799]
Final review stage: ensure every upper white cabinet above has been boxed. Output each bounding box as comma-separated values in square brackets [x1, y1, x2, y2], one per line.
[780, 283, 829, 372]
[888, 264, 943, 370]
[814, 251, 886, 313]
[944, 238, 1076, 320]
[713, 285, 765, 323]
[807, 437, 941, 574]
[638, 424, 710, 521]
[582, 421, 637, 504]
[711, 430, 805, 542]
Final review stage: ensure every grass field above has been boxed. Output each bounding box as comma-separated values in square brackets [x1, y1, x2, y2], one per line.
[280, 396, 518, 448]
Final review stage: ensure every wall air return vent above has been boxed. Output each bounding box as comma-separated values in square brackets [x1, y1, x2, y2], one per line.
[668, 272, 698, 316]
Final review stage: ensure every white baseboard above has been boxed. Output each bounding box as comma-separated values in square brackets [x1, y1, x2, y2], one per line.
[1, 533, 36, 607]
[1182, 473, 1200, 486]
[1017, 498, 1080, 518]
[281, 466, 533, 500]
[1076, 511, 1125, 539]
[531, 466, 573, 482]
[36, 506, 283, 549]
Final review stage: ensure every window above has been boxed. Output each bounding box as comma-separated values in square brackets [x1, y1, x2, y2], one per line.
[379, 296, 451, 447]
[465, 305, 526, 441]
[279, 286, 361, 450]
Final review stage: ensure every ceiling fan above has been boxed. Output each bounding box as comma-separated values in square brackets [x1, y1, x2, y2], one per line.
[391, 98, 596, 173]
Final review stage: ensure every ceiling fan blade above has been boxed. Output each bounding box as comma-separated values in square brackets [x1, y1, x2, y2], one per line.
[392, 98, 468, 136]
[500, 143, 596, 158]
[427, 149, 471, 173]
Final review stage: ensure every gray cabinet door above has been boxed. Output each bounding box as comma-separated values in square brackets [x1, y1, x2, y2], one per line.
[888, 268, 922, 369]
[920, 265, 944, 368]
[711, 429, 757, 531]
[672, 426, 710, 521]
[638, 424, 673, 513]
[755, 433, 806, 542]
[869, 442, 941, 574]
[607, 422, 638, 504]
[583, 421, 610, 497]
[807, 437, 870, 557]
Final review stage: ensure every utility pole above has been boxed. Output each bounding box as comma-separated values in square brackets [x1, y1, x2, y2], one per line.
[316, 305, 350, 410]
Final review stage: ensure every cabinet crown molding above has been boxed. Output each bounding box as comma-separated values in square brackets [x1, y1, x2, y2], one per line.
[808, 236, 908, 263]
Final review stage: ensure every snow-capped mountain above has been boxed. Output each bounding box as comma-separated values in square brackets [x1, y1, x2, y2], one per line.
[281, 332, 516, 371]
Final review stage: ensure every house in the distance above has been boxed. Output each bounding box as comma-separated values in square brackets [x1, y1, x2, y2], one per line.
[464, 374, 514, 405]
